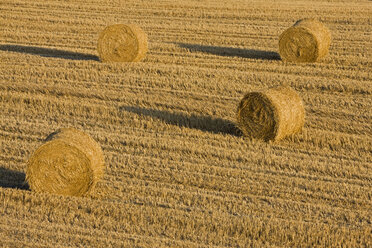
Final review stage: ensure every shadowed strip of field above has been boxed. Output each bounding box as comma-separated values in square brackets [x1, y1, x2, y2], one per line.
[0, 167, 29, 190]
[0, 44, 99, 61]
[121, 106, 241, 136]
[178, 43, 281, 60]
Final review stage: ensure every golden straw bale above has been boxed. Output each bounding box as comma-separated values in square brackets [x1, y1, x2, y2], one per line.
[279, 19, 331, 62]
[26, 128, 105, 196]
[97, 24, 148, 62]
[237, 86, 305, 142]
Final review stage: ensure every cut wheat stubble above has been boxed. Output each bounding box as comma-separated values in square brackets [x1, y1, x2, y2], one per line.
[26, 128, 105, 196]
[237, 86, 305, 142]
[279, 19, 331, 63]
[97, 24, 148, 62]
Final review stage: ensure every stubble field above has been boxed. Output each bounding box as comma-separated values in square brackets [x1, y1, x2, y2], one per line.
[0, 0, 371, 247]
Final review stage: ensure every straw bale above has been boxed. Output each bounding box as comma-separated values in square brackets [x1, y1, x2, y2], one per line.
[279, 19, 331, 62]
[26, 128, 105, 196]
[97, 24, 148, 62]
[237, 86, 305, 142]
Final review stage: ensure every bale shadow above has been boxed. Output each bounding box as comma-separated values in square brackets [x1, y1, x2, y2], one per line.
[0, 167, 29, 190]
[121, 106, 242, 136]
[0, 44, 99, 61]
[178, 43, 280, 60]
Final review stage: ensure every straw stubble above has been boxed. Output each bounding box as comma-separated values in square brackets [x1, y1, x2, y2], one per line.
[26, 128, 105, 196]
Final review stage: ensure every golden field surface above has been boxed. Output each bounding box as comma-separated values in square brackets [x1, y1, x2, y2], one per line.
[0, 0, 371, 247]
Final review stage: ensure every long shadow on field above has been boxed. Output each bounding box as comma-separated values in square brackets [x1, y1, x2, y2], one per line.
[0, 44, 99, 61]
[121, 106, 241, 136]
[0, 167, 29, 190]
[178, 43, 280, 60]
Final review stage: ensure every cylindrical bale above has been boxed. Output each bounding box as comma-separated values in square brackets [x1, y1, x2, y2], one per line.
[237, 86, 305, 142]
[97, 24, 148, 62]
[279, 19, 331, 62]
[26, 128, 105, 196]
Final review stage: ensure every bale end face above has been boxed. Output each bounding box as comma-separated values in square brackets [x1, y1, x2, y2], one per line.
[97, 24, 148, 63]
[237, 92, 278, 141]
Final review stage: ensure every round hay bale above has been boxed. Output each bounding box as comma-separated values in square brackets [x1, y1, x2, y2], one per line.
[97, 24, 148, 62]
[237, 86, 305, 142]
[279, 19, 331, 62]
[26, 128, 105, 196]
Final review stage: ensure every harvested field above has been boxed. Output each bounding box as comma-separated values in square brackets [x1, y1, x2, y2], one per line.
[0, 0, 371, 247]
